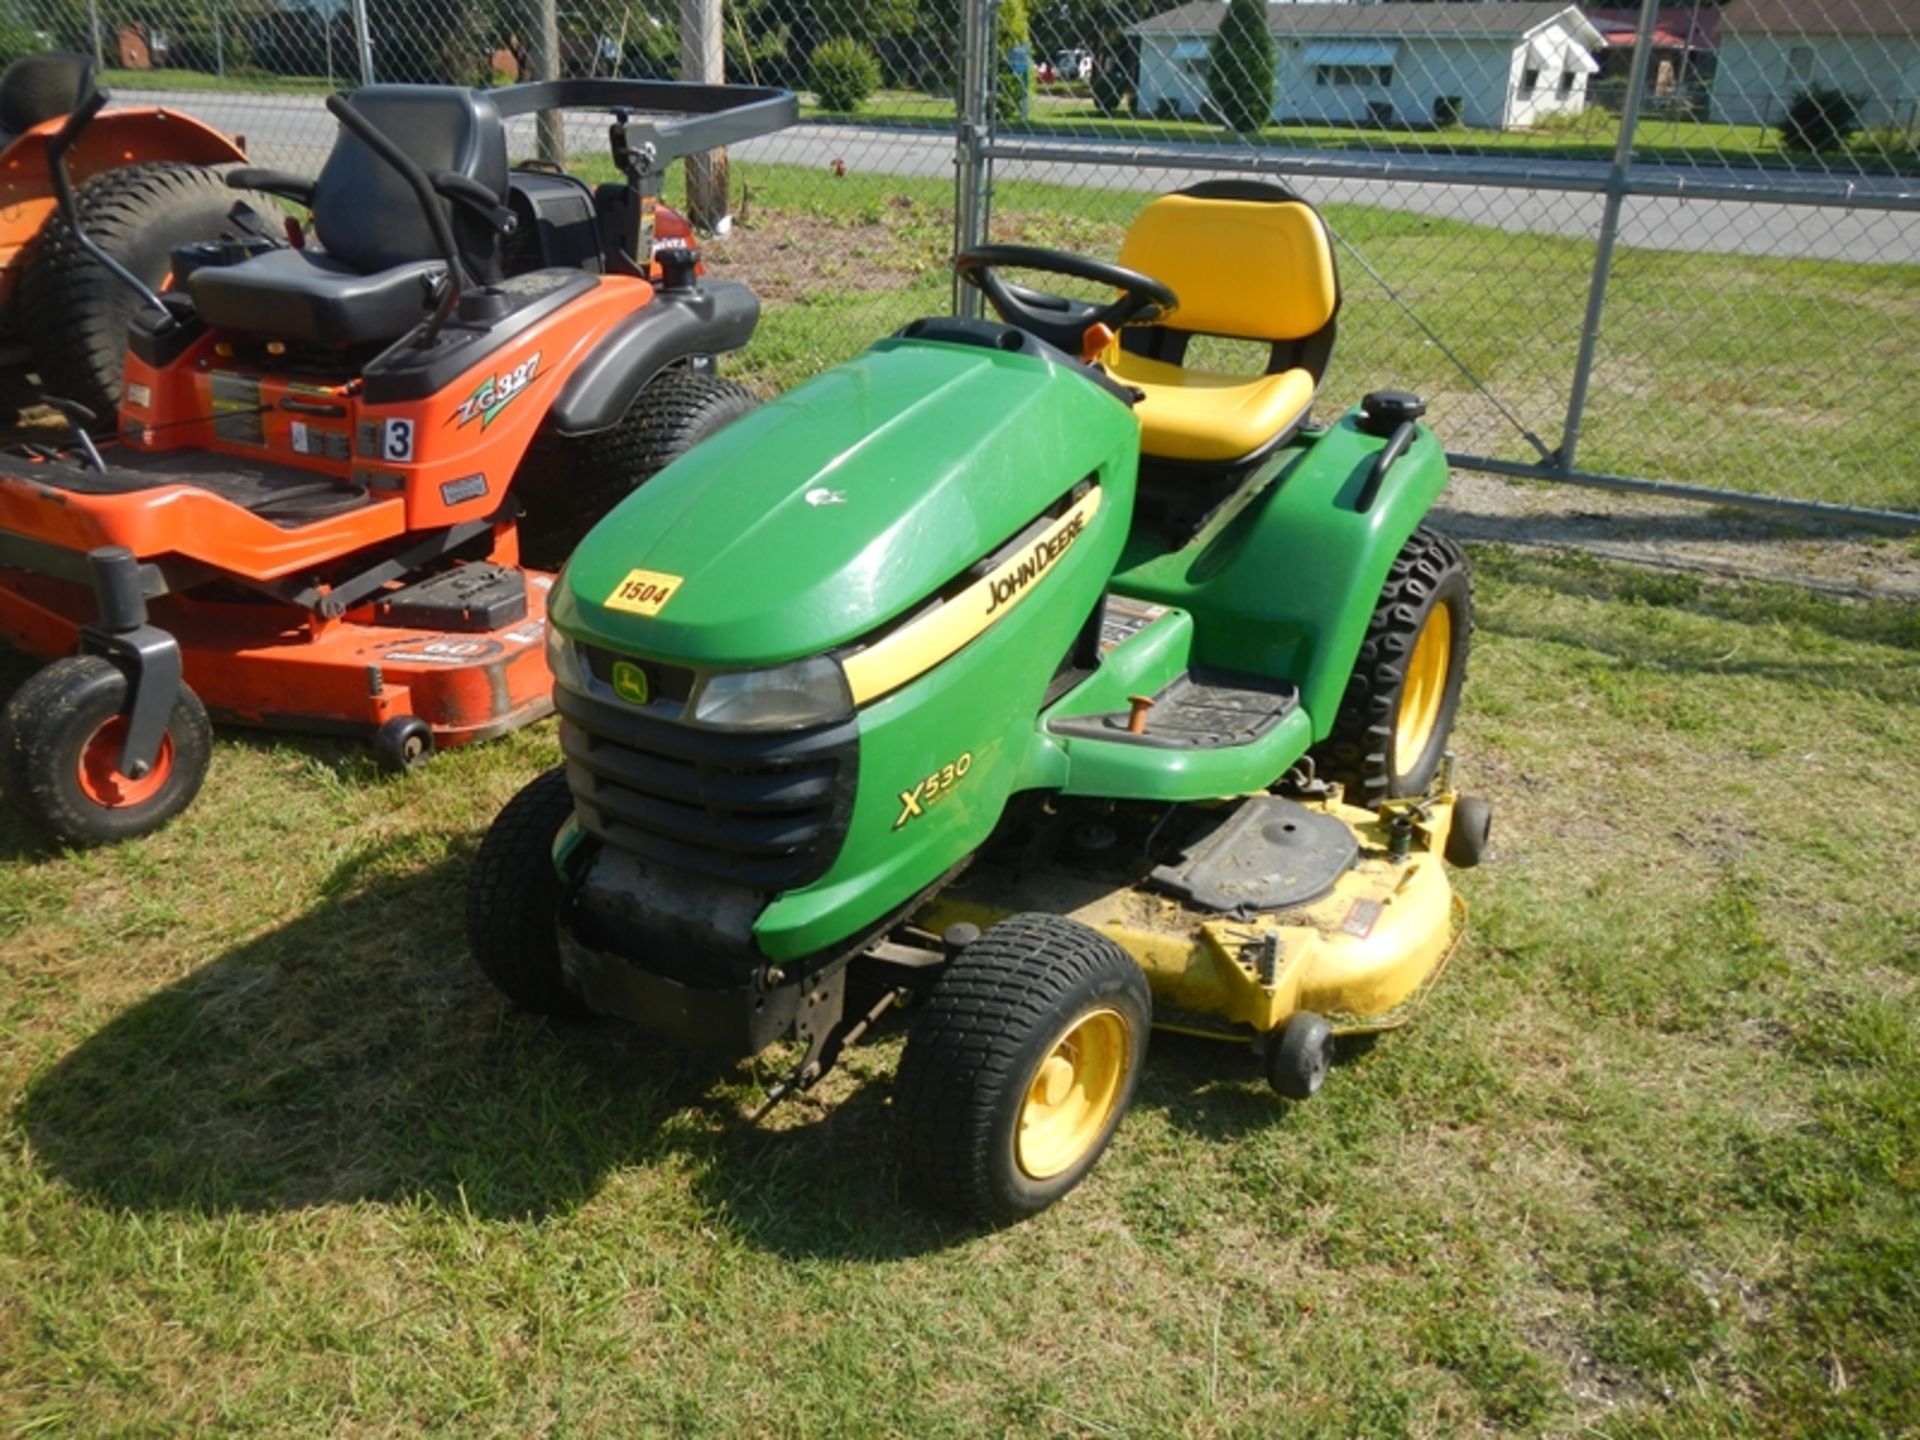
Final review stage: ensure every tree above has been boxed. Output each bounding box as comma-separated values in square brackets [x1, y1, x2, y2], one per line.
[810, 35, 880, 112]
[1206, 0, 1273, 134]
[1032, 0, 1163, 117]
[996, 0, 1030, 124]
[1778, 86, 1862, 153]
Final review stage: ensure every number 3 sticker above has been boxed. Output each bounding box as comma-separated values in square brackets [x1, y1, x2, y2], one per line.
[383, 418, 415, 462]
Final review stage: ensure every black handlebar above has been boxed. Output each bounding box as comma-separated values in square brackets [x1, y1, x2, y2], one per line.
[1355, 420, 1417, 513]
[45, 65, 170, 317]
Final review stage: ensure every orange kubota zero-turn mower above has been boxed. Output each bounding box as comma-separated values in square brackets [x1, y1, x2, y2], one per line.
[0, 68, 795, 846]
[0, 53, 269, 416]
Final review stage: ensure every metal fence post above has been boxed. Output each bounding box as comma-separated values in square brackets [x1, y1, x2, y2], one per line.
[953, 0, 997, 318]
[680, 0, 728, 229]
[1556, 0, 1661, 474]
[534, 0, 565, 165]
[350, 0, 375, 86]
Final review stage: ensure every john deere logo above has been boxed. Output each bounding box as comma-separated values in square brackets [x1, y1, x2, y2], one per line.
[610, 660, 650, 706]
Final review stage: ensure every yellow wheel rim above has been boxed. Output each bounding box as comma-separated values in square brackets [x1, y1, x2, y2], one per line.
[1016, 1007, 1131, 1181]
[1394, 604, 1453, 776]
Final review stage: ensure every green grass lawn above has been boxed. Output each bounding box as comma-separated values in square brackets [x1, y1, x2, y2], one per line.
[686, 163, 1920, 514]
[101, 66, 339, 96]
[3, 549, 1915, 1434]
[804, 89, 1920, 177]
[97, 68, 1917, 175]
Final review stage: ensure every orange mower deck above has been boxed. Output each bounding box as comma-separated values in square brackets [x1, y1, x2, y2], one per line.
[0, 563, 555, 747]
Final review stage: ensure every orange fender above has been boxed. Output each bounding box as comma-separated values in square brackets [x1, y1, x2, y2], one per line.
[0, 106, 249, 308]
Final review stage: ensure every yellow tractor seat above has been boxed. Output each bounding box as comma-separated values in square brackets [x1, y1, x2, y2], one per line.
[1103, 351, 1318, 464]
[1108, 180, 1340, 467]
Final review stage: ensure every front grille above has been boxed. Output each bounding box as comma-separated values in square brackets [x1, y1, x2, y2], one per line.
[555, 685, 857, 889]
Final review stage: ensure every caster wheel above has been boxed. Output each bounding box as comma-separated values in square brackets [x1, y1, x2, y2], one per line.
[0, 654, 211, 846]
[1266, 1011, 1333, 1101]
[373, 716, 433, 775]
[465, 767, 590, 1017]
[894, 912, 1150, 1226]
[1446, 795, 1492, 868]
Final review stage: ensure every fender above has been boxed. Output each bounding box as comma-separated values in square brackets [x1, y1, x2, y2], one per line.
[1111, 409, 1452, 738]
[0, 107, 249, 301]
[543, 278, 759, 436]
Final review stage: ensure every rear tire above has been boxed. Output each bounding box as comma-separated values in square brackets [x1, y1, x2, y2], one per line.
[466, 766, 590, 1018]
[1314, 527, 1472, 808]
[894, 913, 1150, 1226]
[0, 654, 211, 847]
[20, 163, 276, 418]
[518, 370, 757, 570]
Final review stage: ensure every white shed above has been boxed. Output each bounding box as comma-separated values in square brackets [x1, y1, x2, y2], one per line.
[1711, 0, 1920, 129]
[1132, 2, 1607, 131]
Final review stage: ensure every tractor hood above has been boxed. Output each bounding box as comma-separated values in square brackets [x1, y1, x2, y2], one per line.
[553, 334, 1139, 668]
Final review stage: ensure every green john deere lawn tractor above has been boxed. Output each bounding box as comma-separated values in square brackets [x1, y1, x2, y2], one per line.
[467, 179, 1491, 1225]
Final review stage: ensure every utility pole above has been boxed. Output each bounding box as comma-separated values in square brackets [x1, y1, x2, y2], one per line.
[679, 0, 728, 230]
[87, 0, 104, 71]
[534, 0, 565, 164]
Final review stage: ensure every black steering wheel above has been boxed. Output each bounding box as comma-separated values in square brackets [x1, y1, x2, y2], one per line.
[953, 244, 1177, 356]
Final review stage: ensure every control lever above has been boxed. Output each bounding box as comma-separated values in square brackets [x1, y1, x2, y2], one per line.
[41, 396, 107, 473]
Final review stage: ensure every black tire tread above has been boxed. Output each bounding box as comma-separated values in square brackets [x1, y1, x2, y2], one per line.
[893, 913, 1149, 1226]
[1314, 526, 1473, 808]
[465, 766, 590, 1017]
[518, 371, 757, 570]
[0, 654, 212, 846]
[20, 162, 275, 417]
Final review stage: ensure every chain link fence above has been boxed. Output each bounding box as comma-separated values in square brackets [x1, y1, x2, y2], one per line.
[4, 0, 1916, 525]
[977, 0, 1920, 527]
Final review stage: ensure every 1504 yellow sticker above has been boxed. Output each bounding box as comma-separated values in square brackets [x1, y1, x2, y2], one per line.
[605, 568, 683, 617]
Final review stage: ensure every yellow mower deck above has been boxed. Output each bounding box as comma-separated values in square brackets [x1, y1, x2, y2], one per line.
[918, 793, 1466, 1042]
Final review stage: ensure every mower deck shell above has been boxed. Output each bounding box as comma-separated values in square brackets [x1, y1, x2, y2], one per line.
[0, 566, 553, 744]
[918, 793, 1464, 1038]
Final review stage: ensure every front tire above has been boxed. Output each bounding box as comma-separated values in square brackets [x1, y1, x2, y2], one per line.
[465, 766, 590, 1017]
[0, 654, 211, 846]
[894, 913, 1150, 1226]
[372, 715, 433, 776]
[20, 163, 275, 418]
[518, 370, 758, 570]
[1316, 527, 1472, 807]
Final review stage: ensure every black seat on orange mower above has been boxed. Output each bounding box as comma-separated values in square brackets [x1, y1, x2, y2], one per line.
[188, 86, 509, 347]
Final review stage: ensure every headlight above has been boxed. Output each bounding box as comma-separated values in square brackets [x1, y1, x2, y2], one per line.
[688, 656, 853, 731]
[545, 626, 591, 694]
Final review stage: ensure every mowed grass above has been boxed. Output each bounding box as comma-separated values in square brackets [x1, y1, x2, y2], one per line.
[809, 89, 1919, 177]
[685, 163, 1920, 514]
[2, 549, 1916, 1435]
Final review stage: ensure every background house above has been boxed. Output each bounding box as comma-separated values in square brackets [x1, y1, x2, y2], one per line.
[1132, 1, 1607, 130]
[1587, 5, 1722, 112]
[1710, 0, 1920, 129]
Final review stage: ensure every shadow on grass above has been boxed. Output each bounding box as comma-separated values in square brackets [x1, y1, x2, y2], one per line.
[1469, 542, 1920, 658]
[16, 844, 975, 1259]
[17, 830, 1340, 1254]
